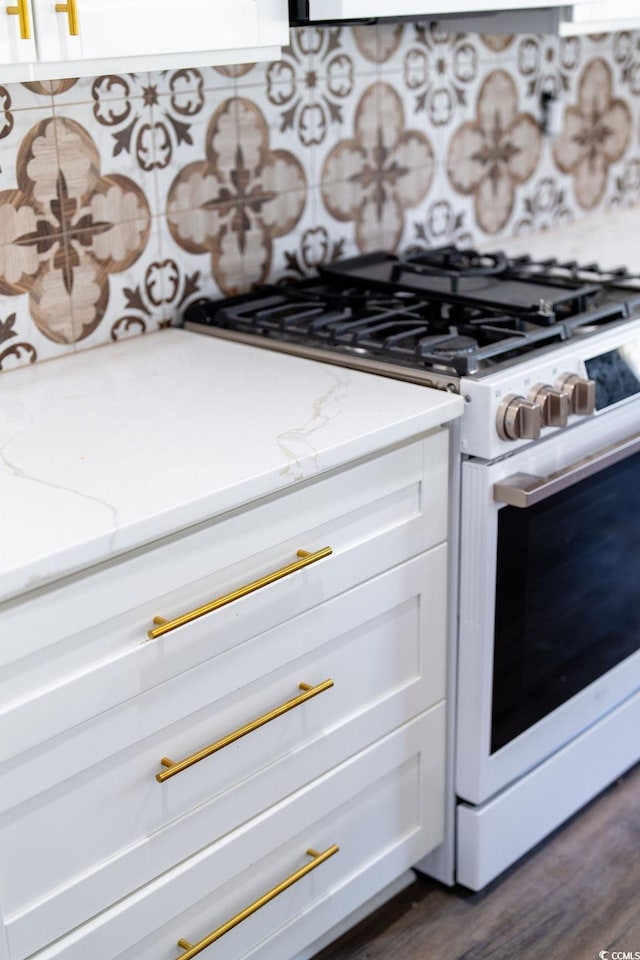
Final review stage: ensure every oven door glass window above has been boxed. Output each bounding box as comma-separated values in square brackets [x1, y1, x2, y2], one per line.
[491, 450, 640, 753]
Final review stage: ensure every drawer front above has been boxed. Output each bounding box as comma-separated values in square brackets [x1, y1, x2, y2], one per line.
[0, 432, 449, 753]
[26, 707, 445, 960]
[0, 549, 447, 959]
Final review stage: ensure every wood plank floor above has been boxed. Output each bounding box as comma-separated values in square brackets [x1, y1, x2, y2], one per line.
[313, 763, 640, 960]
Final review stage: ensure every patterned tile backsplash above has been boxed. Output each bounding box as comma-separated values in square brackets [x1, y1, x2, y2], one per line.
[1, 25, 639, 373]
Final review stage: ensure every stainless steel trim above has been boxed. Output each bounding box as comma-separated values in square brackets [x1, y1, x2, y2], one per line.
[183, 321, 461, 393]
[493, 431, 640, 508]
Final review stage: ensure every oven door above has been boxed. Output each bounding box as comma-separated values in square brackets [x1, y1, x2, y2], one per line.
[456, 399, 640, 805]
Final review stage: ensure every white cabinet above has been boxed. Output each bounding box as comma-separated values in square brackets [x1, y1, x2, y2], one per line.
[561, 0, 640, 32]
[0, 429, 453, 960]
[0, 0, 36, 65]
[1, 0, 288, 82]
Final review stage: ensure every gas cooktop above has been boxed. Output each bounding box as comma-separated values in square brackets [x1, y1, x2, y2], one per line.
[183, 247, 640, 382]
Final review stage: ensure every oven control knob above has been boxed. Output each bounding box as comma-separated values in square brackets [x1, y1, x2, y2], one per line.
[529, 383, 570, 427]
[496, 394, 542, 441]
[556, 373, 596, 416]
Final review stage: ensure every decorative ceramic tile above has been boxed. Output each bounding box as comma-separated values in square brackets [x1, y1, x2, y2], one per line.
[0, 113, 69, 349]
[287, 26, 331, 78]
[0, 292, 42, 372]
[1, 81, 55, 112]
[294, 24, 374, 87]
[446, 68, 544, 236]
[143, 69, 215, 187]
[402, 163, 478, 253]
[64, 215, 168, 349]
[50, 72, 148, 108]
[211, 61, 261, 90]
[399, 25, 480, 134]
[610, 31, 640, 97]
[146, 82, 232, 224]
[348, 22, 405, 74]
[606, 155, 640, 210]
[553, 57, 633, 213]
[238, 29, 359, 177]
[242, 41, 359, 194]
[232, 28, 319, 97]
[311, 66, 390, 189]
[156, 211, 223, 318]
[165, 95, 308, 295]
[52, 90, 159, 218]
[499, 149, 575, 238]
[0, 103, 58, 192]
[477, 34, 516, 59]
[0, 103, 68, 369]
[319, 80, 436, 253]
[510, 34, 582, 102]
[0, 112, 152, 348]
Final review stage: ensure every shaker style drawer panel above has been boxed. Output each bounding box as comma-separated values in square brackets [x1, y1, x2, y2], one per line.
[0, 432, 449, 750]
[0, 549, 447, 959]
[22, 708, 445, 960]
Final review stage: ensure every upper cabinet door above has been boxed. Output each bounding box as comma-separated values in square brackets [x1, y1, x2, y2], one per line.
[31, 0, 287, 62]
[0, 0, 36, 63]
[562, 0, 640, 31]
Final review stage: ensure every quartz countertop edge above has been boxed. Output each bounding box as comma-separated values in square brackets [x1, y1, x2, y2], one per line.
[0, 328, 463, 604]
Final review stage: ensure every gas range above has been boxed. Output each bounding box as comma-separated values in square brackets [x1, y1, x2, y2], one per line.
[184, 246, 640, 460]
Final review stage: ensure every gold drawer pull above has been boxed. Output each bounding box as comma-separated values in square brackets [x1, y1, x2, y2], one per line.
[156, 679, 334, 783]
[54, 0, 78, 34]
[148, 546, 332, 640]
[175, 845, 339, 959]
[6, 0, 31, 38]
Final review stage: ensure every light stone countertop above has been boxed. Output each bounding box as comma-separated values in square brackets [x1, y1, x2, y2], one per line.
[0, 328, 463, 604]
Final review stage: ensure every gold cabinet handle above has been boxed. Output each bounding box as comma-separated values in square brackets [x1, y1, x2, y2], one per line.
[148, 546, 332, 640]
[5, 0, 31, 38]
[54, 0, 78, 34]
[156, 679, 334, 783]
[175, 845, 339, 960]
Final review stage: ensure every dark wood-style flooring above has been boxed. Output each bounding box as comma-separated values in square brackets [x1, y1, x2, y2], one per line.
[314, 763, 640, 960]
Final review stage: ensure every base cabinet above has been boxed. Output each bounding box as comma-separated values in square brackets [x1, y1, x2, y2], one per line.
[32, 709, 444, 960]
[0, 431, 452, 960]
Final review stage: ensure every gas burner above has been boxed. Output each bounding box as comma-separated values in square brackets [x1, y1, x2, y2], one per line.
[431, 335, 478, 357]
[183, 246, 640, 381]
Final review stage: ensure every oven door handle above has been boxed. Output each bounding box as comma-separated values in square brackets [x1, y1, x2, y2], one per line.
[493, 431, 640, 508]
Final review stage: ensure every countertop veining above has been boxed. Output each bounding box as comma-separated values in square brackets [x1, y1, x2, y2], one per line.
[0, 328, 463, 603]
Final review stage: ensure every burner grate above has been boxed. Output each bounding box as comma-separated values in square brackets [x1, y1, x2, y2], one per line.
[183, 247, 640, 378]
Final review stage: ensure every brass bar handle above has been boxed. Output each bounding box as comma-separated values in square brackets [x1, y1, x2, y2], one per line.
[148, 546, 332, 640]
[493, 430, 640, 508]
[175, 845, 339, 960]
[6, 0, 31, 38]
[54, 0, 78, 35]
[157, 679, 334, 783]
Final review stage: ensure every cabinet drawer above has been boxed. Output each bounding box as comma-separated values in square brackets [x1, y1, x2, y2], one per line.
[27, 707, 445, 960]
[0, 549, 447, 959]
[0, 432, 448, 753]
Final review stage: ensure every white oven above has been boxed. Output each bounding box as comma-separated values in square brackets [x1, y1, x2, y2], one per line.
[455, 331, 640, 889]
